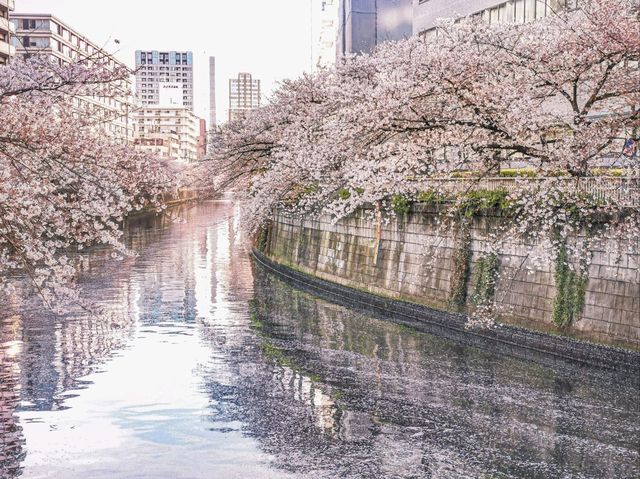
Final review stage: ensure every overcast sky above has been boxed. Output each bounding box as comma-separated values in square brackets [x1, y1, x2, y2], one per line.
[17, 0, 315, 124]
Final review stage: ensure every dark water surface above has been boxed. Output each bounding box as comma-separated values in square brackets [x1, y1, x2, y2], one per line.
[0, 201, 638, 479]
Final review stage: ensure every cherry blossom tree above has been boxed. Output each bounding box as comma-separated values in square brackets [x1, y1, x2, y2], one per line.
[202, 0, 639, 325]
[204, 0, 639, 234]
[0, 56, 173, 308]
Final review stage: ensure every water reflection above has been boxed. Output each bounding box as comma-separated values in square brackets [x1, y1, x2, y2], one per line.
[249, 268, 640, 478]
[0, 200, 637, 479]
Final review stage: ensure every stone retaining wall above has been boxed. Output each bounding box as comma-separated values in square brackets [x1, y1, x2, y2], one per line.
[265, 206, 639, 350]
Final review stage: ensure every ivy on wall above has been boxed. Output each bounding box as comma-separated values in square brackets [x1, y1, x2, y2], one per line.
[472, 253, 499, 306]
[449, 224, 472, 309]
[256, 223, 271, 253]
[552, 244, 588, 329]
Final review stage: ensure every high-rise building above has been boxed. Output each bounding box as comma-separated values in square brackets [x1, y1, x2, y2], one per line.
[313, 0, 339, 70]
[209, 56, 216, 130]
[9, 13, 134, 142]
[133, 106, 199, 164]
[228, 73, 261, 123]
[0, 0, 15, 65]
[135, 50, 194, 110]
[338, 0, 413, 56]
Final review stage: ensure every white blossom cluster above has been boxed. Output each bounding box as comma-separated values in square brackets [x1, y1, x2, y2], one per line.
[203, 0, 638, 254]
[0, 56, 174, 309]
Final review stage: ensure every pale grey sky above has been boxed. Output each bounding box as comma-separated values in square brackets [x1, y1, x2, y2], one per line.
[17, 0, 315, 124]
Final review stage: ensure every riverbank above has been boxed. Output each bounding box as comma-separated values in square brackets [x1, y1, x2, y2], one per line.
[253, 248, 640, 374]
[262, 205, 639, 350]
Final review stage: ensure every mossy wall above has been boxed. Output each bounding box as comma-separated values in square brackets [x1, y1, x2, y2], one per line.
[266, 206, 639, 349]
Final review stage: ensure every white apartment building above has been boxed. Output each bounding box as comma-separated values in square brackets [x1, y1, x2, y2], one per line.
[9, 13, 134, 142]
[228, 73, 261, 123]
[0, 0, 15, 65]
[135, 50, 194, 110]
[134, 106, 199, 164]
[133, 135, 181, 162]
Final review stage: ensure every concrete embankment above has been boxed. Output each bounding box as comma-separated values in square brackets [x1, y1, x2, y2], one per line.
[255, 205, 640, 370]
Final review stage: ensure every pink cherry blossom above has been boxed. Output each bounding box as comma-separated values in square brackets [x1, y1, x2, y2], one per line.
[0, 56, 174, 309]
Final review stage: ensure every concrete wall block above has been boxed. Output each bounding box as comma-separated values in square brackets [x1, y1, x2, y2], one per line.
[600, 279, 630, 297]
[624, 282, 640, 301]
[269, 209, 639, 346]
[591, 251, 609, 266]
[583, 304, 605, 322]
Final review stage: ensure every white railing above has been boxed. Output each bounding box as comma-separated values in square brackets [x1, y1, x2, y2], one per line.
[420, 177, 640, 207]
[0, 41, 14, 58]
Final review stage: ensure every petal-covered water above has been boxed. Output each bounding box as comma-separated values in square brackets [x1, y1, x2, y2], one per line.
[0, 200, 638, 478]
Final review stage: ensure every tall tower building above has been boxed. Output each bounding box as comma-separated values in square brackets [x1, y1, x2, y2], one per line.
[135, 50, 194, 110]
[228, 73, 261, 123]
[209, 56, 216, 130]
[0, 0, 15, 65]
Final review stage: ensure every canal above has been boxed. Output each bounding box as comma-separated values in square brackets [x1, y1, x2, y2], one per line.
[0, 200, 638, 478]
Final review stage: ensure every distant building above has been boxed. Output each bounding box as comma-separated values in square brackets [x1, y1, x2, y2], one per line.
[9, 13, 134, 143]
[133, 135, 180, 162]
[413, 0, 570, 36]
[197, 118, 207, 161]
[336, 1, 565, 56]
[135, 50, 194, 110]
[313, 0, 339, 70]
[228, 72, 261, 123]
[133, 106, 199, 164]
[338, 0, 413, 56]
[209, 56, 216, 130]
[0, 0, 15, 65]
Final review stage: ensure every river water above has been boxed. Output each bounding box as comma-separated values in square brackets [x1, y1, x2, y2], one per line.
[0, 200, 638, 479]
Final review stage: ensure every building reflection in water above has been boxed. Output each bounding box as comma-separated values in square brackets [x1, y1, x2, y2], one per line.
[0, 200, 637, 479]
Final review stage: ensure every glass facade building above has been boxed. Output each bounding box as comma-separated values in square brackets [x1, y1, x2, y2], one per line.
[414, 0, 576, 35]
[338, 0, 413, 56]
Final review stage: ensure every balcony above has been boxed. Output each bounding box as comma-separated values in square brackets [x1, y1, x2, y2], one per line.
[0, 0, 16, 11]
[0, 40, 15, 57]
[0, 16, 9, 33]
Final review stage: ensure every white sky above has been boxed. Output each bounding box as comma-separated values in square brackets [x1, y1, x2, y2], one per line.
[16, 0, 315, 124]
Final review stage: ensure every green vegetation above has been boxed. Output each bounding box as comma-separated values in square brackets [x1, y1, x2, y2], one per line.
[471, 254, 500, 305]
[338, 188, 351, 200]
[449, 226, 472, 308]
[552, 245, 588, 329]
[391, 194, 412, 215]
[417, 190, 451, 206]
[499, 168, 537, 178]
[457, 189, 512, 218]
[256, 226, 269, 252]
